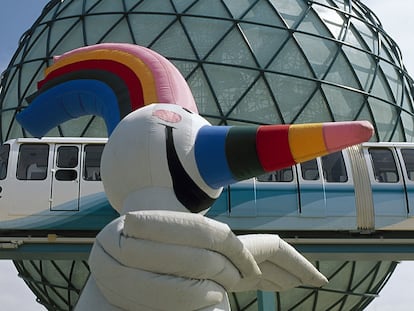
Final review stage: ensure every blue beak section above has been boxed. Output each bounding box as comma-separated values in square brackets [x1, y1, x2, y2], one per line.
[194, 125, 237, 189]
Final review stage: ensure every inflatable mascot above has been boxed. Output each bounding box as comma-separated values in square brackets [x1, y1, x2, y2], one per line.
[16, 43, 374, 310]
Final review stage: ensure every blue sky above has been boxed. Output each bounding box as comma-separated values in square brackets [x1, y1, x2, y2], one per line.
[1, 1, 414, 310]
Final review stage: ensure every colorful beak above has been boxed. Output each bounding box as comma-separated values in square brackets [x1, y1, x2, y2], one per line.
[195, 121, 373, 189]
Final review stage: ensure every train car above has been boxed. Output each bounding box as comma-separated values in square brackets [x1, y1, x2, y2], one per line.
[210, 142, 414, 234]
[0, 137, 117, 238]
[1, 138, 414, 240]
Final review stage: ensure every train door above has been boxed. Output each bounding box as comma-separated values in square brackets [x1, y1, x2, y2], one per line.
[0, 143, 10, 205]
[397, 148, 414, 216]
[298, 158, 326, 217]
[321, 151, 356, 227]
[79, 144, 106, 209]
[50, 144, 80, 211]
[364, 147, 407, 224]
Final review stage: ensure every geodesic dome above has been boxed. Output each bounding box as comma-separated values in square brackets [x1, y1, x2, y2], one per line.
[0, 0, 411, 310]
[1, 0, 414, 142]
[14, 259, 397, 311]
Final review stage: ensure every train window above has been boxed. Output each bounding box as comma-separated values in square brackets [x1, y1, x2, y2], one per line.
[17, 144, 49, 180]
[57, 146, 78, 168]
[257, 167, 293, 182]
[401, 149, 414, 180]
[301, 159, 319, 180]
[321, 151, 348, 182]
[369, 148, 399, 183]
[0, 144, 10, 180]
[56, 169, 78, 181]
[83, 144, 104, 181]
[55, 146, 78, 181]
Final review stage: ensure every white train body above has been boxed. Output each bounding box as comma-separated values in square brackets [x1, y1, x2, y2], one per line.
[2, 138, 414, 238]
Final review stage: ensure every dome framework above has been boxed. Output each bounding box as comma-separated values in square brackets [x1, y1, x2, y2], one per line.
[14, 259, 398, 311]
[0, 0, 411, 310]
[1, 0, 414, 141]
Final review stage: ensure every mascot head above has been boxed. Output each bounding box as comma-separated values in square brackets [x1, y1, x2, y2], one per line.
[101, 103, 373, 215]
[101, 103, 217, 215]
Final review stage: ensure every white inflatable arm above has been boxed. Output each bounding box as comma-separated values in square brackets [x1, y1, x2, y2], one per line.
[76, 211, 261, 311]
[230, 234, 328, 292]
[75, 211, 327, 311]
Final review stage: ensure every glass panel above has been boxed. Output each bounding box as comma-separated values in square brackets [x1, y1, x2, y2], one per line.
[182, 17, 233, 59]
[49, 18, 83, 55]
[322, 84, 365, 121]
[321, 151, 348, 182]
[17, 144, 49, 180]
[257, 167, 293, 182]
[1, 110, 15, 140]
[297, 9, 331, 37]
[59, 115, 94, 137]
[19, 62, 45, 100]
[390, 120, 405, 142]
[187, 69, 220, 116]
[129, 14, 176, 47]
[301, 159, 319, 180]
[240, 23, 288, 67]
[84, 14, 126, 44]
[55, 169, 77, 181]
[381, 60, 402, 104]
[371, 69, 394, 103]
[87, 0, 124, 13]
[402, 112, 414, 142]
[312, 2, 346, 39]
[267, 38, 313, 78]
[266, 74, 317, 123]
[83, 144, 104, 181]
[204, 64, 257, 115]
[188, 0, 232, 18]
[342, 44, 376, 91]
[243, 0, 284, 27]
[369, 148, 398, 183]
[229, 78, 281, 124]
[295, 90, 331, 123]
[57, 146, 78, 168]
[368, 98, 398, 141]
[324, 51, 359, 89]
[401, 86, 414, 114]
[0, 144, 10, 180]
[206, 27, 257, 67]
[172, 0, 196, 13]
[401, 149, 414, 181]
[134, 0, 175, 13]
[351, 18, 378, 55]
[270, 0, 307, 28]
[151, 20, 196, 59]
[82, 117, 107, 138]
[296, 33, 338, 79]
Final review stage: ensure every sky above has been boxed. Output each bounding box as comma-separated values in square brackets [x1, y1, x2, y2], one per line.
[1, 1, 414, 310]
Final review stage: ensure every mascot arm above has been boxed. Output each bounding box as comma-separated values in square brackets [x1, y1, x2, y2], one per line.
[230, 234, 328, 292]
[76, 211, 262, 311]
[76, 211, 327, 310]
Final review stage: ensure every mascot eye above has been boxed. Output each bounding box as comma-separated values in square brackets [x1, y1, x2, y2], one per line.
[182, 107, 193, 114]
[152, 109, 182, 123]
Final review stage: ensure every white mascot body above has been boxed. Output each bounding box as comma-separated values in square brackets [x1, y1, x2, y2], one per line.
[74, 103, 372, 310]
[14, 43, 374, 311]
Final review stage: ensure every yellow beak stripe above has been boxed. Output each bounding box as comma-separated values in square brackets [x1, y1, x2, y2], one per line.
[288, 123, 327, 163]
